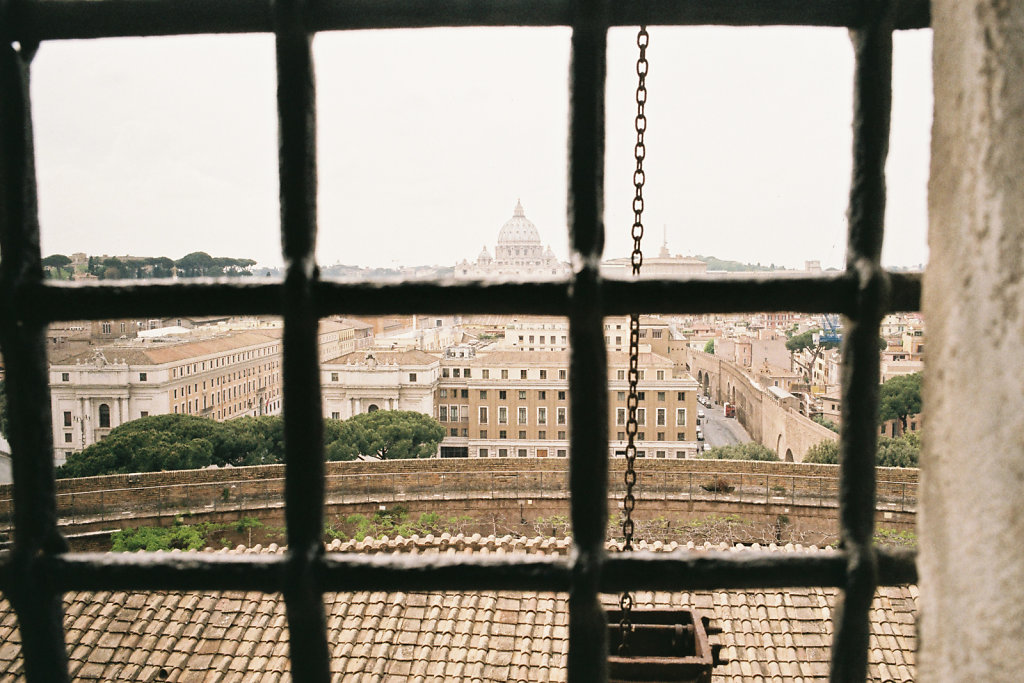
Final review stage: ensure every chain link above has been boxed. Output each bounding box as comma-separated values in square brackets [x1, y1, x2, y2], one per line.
[618, 24, 648, 658]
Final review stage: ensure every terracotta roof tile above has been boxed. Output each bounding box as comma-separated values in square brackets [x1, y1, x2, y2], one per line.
[0, 540, 917, 681]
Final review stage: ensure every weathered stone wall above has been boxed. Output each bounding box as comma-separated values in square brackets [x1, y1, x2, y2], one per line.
[921, 1, 1024, 678]
[0, 459, 917, 537]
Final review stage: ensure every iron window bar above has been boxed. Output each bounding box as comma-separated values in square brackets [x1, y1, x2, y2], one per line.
[0, 0, 923, 681]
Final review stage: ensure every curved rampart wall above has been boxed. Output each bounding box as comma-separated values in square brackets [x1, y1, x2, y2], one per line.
[687, 349, 839, 461]
[0, 458, 917, 533]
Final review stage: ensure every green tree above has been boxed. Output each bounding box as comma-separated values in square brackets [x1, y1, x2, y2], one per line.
[146, 256, 175, 278]
[786, 329, 839, 384]
[802, 432, 919, 468]
[811, 415, 840, 433]
[876, 432, 920, 468]
[42, 253, 72, 279]
[325, 410, 445, 461]
[878, 372, 922, 435]
[698, 442, 778, 461]
[112, 525, 205, 552]
[803, 439, 840, 464]
[56, 414, 265, 477]
[703, 339, 715, 354]
[175, 251, 216, 277]
[785, 329, 823, 353]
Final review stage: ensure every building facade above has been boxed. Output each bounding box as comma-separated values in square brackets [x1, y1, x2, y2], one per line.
[49, 330, 285, 463]
[454, 201, 570, 281]
[49, 320, 374, 464]
[433, 350, 700, 459]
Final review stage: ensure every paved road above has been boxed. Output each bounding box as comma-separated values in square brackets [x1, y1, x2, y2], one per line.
[698, 398, 753, 449]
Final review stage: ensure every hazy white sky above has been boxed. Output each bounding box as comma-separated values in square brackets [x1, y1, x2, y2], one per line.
[31, 26, 932, 270]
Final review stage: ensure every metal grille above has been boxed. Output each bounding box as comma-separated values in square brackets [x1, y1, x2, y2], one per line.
[0, 1, 927, 681]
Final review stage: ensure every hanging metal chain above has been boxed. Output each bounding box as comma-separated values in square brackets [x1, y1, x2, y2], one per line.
[618, 24, 648, 658]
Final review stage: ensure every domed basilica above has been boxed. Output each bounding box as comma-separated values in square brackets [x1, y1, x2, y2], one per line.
[455, 201, 570, 280]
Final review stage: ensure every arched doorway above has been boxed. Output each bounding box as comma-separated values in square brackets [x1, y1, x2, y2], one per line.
[367, 404, 379, 413]
[785, 448, 794, 462]
[98, 403, 110, 428]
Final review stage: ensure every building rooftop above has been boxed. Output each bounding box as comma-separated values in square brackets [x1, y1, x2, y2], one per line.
[51, 330, 284, 367]
[322, 349, 441, 366]
[0, 538, 916, 682]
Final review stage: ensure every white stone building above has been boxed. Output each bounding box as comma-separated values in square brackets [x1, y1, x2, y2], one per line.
[455, 201, 569, 280]
[321, 350, 441, 421]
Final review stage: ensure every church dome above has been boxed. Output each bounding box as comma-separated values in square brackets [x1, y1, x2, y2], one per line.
[477, 245, 492, 263]
[497, 200, 541, 244]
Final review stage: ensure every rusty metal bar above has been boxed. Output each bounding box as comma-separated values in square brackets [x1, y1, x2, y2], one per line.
[273, 0, 330, 679]
[0, 34, 71, 683]
[566, 0, 609, 678]
[18, 270, 922, 321]
[829, 0, 894, 679]
[23, 548, 917, 593]
[10, 0, 930, 42]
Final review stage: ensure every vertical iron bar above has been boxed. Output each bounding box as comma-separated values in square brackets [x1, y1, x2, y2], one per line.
[830, 2, 893, 680]
[273, 0, 329, 679]
[567, 0, 609, 677]
[0, 35, 71, 683]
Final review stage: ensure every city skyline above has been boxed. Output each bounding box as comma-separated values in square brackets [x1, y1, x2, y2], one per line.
[31, 27, 931, 270]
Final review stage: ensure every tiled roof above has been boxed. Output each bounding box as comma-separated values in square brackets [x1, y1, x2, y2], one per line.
[52, 330, 283, 367]
[0, 539, 917, 681]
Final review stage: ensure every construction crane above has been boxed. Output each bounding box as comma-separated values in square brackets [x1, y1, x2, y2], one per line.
[816, 314, 842, 345]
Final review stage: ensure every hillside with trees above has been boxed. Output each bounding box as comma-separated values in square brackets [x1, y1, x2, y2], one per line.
[56, 411, 445, 478]
[42, 252, 257, 280]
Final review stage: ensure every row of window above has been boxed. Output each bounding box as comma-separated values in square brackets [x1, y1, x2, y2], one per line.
[478, 447, 569, 457]
[170, 345, 280, 379]
[470, 448, 684, 458]
[448, 429, 688, 443]
[614, 432, 687, 442]
[439, 405, 568, 425]
[615, 407, 687, 426]
[439, 389, 568, 401]
[442, 368, 568, 380]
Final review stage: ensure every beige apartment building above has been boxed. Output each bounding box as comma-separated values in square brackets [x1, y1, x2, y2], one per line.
[49, 319, 373, 463]
[434, 350, 700, 459]
[49, 330, 284, 463]
[504, 315, 685, 360]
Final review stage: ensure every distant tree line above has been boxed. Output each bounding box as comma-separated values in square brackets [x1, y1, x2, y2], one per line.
[42, 251, 257, 281]
[56, 411, 446, 478]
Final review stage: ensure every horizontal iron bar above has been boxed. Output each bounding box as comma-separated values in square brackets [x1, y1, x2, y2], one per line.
[26, 279, 284, 321]
[13, 0, 930, 42]
[600, 547, 917, 590]
[38, 551, 572, 592]
[21, 547, 915, 593]
[22, 270, 920, 321]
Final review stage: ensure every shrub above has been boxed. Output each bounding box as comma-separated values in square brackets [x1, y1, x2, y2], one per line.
[112, 525, 204, 552]
[699, 442, 778, 462]
[700, 476, 735, 493]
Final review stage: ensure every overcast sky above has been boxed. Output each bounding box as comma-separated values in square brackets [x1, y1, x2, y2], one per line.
[30, 26, 932, 270]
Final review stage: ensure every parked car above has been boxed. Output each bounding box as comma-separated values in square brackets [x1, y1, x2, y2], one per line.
[698, 409, 705, 419]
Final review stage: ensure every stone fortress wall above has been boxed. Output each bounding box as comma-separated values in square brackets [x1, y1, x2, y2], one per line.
[687, 349, 839, 461]
[0, 459, 917, 547]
